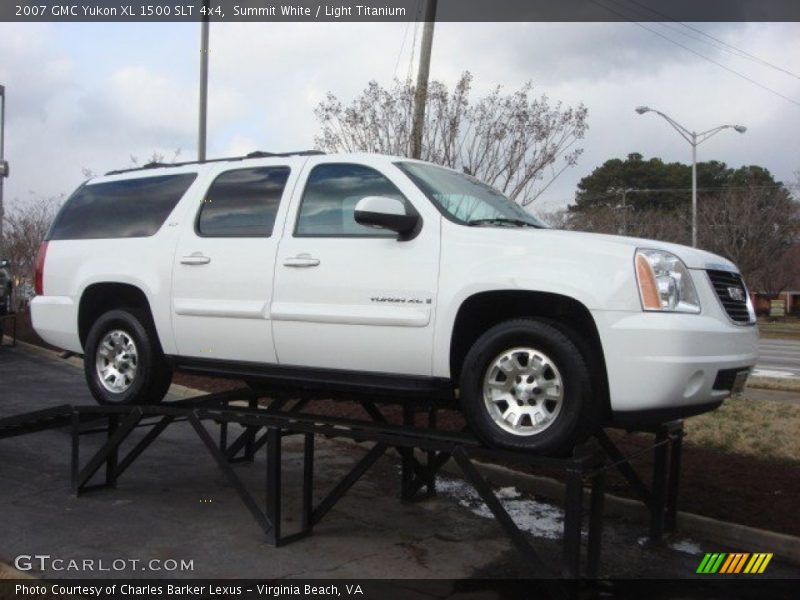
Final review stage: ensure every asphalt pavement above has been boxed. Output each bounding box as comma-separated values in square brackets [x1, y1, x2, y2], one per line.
[756, 338, 800, 378]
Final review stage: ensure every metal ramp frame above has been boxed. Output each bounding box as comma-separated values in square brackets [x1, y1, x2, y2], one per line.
[0, 387, 686, 588]
[0, 404, 74, 439]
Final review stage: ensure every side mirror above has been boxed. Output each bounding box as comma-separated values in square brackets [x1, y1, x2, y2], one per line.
[354, 196, 419, 239]
[0, 259, 8, 268]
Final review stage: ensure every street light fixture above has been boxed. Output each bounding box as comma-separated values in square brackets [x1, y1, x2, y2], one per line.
[635, 105, 746, 247]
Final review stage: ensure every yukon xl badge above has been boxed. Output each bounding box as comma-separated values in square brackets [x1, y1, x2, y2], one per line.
[727, 287, 745, 302]
[371, 296, 433, 305]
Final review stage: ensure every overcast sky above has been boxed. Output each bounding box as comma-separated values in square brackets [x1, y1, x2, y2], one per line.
[1, 21, 798, 215]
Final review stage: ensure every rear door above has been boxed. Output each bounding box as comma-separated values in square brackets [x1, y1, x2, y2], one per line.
[171, 160, 300, 363]
[271, 157, 442, 376]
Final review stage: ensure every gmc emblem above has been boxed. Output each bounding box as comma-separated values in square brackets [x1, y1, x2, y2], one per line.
[727, 287, 745, 302]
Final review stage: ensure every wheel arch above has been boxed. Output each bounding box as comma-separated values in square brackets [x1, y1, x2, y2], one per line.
[449, 290, 611, 420]
[78, 282, 155, 349]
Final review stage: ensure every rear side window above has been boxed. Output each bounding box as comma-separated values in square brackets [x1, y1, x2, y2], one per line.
[295, 163, 407, 237]
[197, 167, 290, 237]
[48, 174, 197, 240]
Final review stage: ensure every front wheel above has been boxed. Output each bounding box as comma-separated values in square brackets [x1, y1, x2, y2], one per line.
[84, 308, 172, 406]
[459, 319, 596, 455]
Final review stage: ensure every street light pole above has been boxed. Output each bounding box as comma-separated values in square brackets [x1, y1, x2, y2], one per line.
[635, 106, 746, 248]
[615, 187, 631, 235]
[0, 85, 7, 252]
[691, 134, 697, 248]
[198, 1, 210, 162]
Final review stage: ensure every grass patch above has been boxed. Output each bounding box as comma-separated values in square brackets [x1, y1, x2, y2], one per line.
[684, 395, 800, 463]
[758, 318, 800, 340]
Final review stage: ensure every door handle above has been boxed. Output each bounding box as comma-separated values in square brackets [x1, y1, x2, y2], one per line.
[283, 253, 320, 268]
[181, 253, 211, 265]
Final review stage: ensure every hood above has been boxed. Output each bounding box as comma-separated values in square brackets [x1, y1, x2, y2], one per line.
[513, 228, 739, 272]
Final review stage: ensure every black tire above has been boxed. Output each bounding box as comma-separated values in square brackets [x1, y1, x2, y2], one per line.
[84, 308, 172, 406]
[459, 318, 596, 455]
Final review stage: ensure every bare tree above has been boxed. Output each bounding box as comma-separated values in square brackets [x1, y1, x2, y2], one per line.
[82, 148, 183, 179]
[698, 188, 800, 292]
[2, 195, 61, 285]
[560, 185, 799, 292]
[314, 72, 588, 206]
[563, 202, 691, 245]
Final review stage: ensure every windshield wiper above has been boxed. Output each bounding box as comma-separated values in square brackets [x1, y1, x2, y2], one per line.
[466, 218, 537, 228]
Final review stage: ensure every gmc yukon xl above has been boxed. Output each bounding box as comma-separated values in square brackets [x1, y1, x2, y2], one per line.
[31, 151, 758, 453]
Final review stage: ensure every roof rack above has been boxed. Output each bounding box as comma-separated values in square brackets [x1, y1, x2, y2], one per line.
[104, 150, 325, 176]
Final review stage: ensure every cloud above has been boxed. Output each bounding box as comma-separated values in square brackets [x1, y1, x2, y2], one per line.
[0, 23, 244, 201]
[224, 134, 260, 156]
[203, 22, 413, 154]
[0, 23, 77, 121]
[0, 20, 797, 214]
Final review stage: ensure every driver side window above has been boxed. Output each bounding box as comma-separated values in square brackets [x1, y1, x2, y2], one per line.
[295, 163, 407, 237]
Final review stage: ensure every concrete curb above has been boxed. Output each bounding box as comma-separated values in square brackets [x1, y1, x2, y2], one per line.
[6, 338, 800, 566]
[746, 378, 800, 393]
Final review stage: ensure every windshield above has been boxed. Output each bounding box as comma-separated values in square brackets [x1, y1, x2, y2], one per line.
[396, 162, 546, 228]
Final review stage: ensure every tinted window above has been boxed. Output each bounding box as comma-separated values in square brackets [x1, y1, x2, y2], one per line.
[198, 167, 290, 237]
[296, 164, 407, 236]
[48, 174, 197, 240]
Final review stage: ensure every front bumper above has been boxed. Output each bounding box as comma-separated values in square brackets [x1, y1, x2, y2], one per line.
[592, 309, 758, 416]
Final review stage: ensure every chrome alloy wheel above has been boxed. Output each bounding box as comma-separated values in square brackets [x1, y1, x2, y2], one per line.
[482, 347, 564, 436]
[95, 329, 139, 394]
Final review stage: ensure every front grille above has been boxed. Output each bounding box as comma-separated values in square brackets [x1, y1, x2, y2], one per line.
[707, 270, 753, 324]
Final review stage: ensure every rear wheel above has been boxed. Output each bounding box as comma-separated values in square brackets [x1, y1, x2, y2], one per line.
[84, 308, 172, 406]
[459, 318, 596, 455]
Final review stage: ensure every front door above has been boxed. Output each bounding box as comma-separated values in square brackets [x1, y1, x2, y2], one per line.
[171, 162, 297, 363]
[271, 160, 441, 376]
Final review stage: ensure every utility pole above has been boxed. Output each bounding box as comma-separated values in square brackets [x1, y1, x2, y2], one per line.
[197, 1, 210, 162]
[621, 188, 629, 235]
[0, 85, 7, 252]
[410, 0, 437, 159]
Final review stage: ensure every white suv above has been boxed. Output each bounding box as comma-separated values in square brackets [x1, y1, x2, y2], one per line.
[31, 152, 758, 453]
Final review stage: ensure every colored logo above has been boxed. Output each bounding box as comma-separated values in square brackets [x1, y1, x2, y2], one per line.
[696, 552, 773, 574]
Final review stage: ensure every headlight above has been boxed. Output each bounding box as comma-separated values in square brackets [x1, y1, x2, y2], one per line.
[635, 249, 701, 313]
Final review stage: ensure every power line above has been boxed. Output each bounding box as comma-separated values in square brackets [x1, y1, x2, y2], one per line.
[678, 23, 800, 81]
[654, 21, 800, 80]
[619, 0, 800, 81]
[590, 0, 800, 108]
[393, 20, 413, 80]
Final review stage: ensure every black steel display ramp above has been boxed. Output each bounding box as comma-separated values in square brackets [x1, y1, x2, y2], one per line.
[0, 387, 685, 585]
